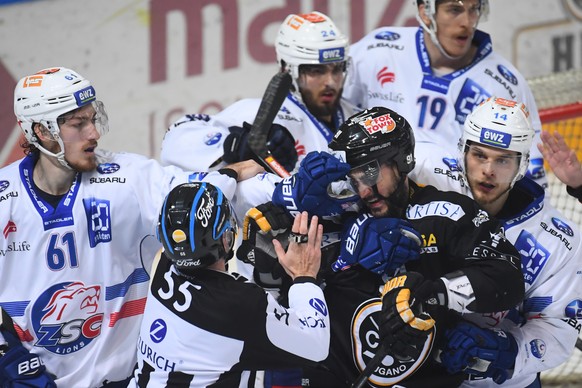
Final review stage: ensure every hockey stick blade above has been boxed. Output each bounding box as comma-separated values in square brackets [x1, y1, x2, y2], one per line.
[248, 71, 293, 177]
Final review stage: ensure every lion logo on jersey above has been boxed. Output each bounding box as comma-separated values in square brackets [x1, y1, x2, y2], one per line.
[31, 281, 104, 354]
[41, 282, 100, 324]
[351, 298, 434, 387]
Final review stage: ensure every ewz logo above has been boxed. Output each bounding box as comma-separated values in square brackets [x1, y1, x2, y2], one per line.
[74, 86, 96, 106]
[319, 47, 344, 62]
[32, 282, 103, 355]
[480, 128, 511, 148]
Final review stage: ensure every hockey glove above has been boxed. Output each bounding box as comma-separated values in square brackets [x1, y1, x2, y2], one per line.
[0, 330, 56, 388]
[439, 322, 517, 384]
[272, 151, 357, 217]
[237, 202, 293, 287]
[379, 272, 436, 361]
[332, 214, 421, 276]
[223, 122, 298, 172]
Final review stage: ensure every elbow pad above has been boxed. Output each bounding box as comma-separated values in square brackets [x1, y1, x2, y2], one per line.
[440, 271, 476, 314]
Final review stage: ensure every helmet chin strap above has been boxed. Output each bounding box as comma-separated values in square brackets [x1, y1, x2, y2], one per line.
[416, 14, 465, 61]
[35, 123, 73, 170]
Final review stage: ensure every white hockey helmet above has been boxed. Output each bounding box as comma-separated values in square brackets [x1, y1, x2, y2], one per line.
[414, 0, 489, 59]
[276, 12, 349, 88]
[14, 67, 109, 168]
[458, 97, 534, 188]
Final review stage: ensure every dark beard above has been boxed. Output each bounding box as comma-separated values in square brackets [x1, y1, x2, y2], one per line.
[301, 88, 342, 121]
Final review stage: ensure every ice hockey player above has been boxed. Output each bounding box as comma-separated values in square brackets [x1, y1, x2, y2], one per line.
[343, 0, 547, 189]
[413, 97, 582, 387]
[243, 106, 525, 387]
[160, 11, 359, 174]
[1, 66, 261, 387]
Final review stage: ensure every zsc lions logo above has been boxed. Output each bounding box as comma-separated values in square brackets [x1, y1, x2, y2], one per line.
[375, 31, 401, 41]
[497, 65, 518, 85]
[351, 298, 433, 386]
[32, 282, 103, 354]
[552, 217, 574, 237]
[97, 163, 120, 174]
[0, 180, 9, 193]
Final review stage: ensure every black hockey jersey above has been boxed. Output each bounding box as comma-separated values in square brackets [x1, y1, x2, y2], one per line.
[299, 181, 524, 388]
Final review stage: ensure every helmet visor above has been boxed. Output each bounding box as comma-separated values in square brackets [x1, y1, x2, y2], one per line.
[327, 159, 382, 200]
[55, 100, 109, 140]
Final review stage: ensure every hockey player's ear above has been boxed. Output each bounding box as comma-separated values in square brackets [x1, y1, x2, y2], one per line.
[33, 123, 54, 142]
[222, 229, 235, 254]
[418, 4, 432, 26]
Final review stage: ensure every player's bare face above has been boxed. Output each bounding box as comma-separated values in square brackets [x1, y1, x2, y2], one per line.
[434, 0, 481, 59]
[298, 62, 345, 122]
[58, 104, 102, 172]
[465, 143, 520, 212]
[350, 163, 401, 217]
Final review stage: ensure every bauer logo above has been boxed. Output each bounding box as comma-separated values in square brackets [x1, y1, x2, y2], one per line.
[565, 299, 582, 319]
[149, 319, 167, 343]
[514, 230, 549, 285]
[552, 217, 574, 237]
[0, 180, 8, 193]
[97, 163, 120, 174]
[497, 65, 518, 85]
[32, 282, 104, 354]
[480, 128, 511, 148]
[319, 47, 344, 63]
[74, 86, 96, 106]
[375, 31, 401, 41]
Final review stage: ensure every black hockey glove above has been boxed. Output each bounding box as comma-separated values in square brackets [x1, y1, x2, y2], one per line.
[0, 329, 56, 388]
[237, 202, 293, 287]
[379, 272, 436, 361]
[223, 121, 298, 172]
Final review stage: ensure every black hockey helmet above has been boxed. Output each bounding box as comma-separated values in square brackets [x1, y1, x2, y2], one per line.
[328, 106, 415, 174]
[157, 182, 237, 271]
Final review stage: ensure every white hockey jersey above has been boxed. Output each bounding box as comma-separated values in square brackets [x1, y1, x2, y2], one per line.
[129, 254, 330, 387]
[409, 156, 582, 387]
[344, 27, 548, 189]
[0, 151, 238, 387]
[160, 94, 359, 173]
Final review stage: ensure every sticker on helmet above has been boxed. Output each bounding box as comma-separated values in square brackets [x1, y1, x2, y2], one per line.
[362, 113, 396, 135]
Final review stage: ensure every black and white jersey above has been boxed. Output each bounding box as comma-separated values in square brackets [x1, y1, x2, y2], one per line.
[300, 181, 524, 388]
[129, 254, 330, 387]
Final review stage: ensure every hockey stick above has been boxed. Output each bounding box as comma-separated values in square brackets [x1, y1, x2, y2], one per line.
[351, 343, 387, 388]
[248, 71, 293, 178]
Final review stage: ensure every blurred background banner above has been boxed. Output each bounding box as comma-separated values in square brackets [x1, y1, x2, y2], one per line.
[1, 0, 581, 164]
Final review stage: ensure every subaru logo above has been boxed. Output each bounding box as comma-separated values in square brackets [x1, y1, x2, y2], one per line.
[97, 163, 121, 174]
[0, 180, 9, 193]
[565, 300, 582, 319]
[205, 132, 222, 146]
[375, 31, 401, 41]
[552, 217, 574, 237]
[497, 65, 518, 85]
